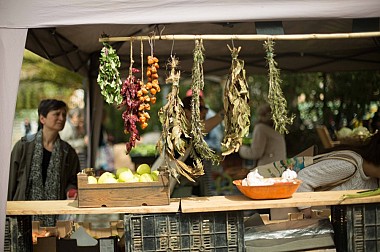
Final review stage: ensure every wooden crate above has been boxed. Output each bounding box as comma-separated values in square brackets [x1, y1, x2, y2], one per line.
[77, 173, 170, 208]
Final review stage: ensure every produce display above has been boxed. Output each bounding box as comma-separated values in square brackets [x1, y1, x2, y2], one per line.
[336, 126, 373, 145]
[97, 35, 295, 184]
[86, 163, 159, 184]
[97, 39, 161, 154]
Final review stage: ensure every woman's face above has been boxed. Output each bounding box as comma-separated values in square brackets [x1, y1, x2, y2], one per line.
[40, 108, 67, 132]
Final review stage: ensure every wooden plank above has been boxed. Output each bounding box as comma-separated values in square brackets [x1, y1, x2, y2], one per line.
[180, 190, 380, 213]
[7, 191, 380, 215]
[6, 198, 180, 215]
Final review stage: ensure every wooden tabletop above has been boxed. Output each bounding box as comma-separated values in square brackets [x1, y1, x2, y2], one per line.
[180, 190, 380, 213]
[6, 198, 180, 215]
[7, 190, 380, 215]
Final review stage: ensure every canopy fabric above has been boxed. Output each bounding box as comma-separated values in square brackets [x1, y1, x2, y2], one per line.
[0, 1, 380, 248]
[1, 0, 379, 28]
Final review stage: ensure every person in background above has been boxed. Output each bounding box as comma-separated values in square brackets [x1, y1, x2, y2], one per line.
[297, 132, 380, 218]
[8, 99, 80, 226]
[23, 118, 32, 136]
[238, 103, 287, 218]
[60, 108, 88, 169]
[95, 109, 115, 175]
[239, 103, 286, 166]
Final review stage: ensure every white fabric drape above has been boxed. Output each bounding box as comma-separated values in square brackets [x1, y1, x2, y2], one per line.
[1, 0, 379, 28]
[0, 28, 27, 250]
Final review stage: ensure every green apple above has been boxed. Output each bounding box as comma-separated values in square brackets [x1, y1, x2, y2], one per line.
[136, 164, 151, 175]
[130, 174, 140, 182]
[139, 173, 154, 182]
[98, 172, 115, 184]
[103, 176, 118, 183]
[118, 169, 134, 182]
[116, 167, 131, 178]
[150, 172, 159, 181]
[87, 175, 98, 184]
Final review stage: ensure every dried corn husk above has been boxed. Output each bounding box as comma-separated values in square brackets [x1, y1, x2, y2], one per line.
[221, 45, 251, 156]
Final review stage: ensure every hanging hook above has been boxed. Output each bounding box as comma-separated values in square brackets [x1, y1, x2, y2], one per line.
[148, 34, 154, 56]
[140, 38, 144, 83]
[159, 25, 165, 40]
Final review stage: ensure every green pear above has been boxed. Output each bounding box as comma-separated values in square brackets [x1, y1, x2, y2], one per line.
[136, 164, 151, 175]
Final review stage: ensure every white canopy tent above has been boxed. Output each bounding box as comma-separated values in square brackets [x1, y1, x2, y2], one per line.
[1, 0, 380, 248]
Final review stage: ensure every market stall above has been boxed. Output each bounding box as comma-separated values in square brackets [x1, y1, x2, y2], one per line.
[1, 1, 380, 249]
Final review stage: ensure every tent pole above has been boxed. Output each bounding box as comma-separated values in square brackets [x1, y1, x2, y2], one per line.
[99, 31, 380, 42]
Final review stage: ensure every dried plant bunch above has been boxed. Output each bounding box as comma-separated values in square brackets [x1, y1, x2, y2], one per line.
[221, 44, 251, 156]
[264, 39, 294, 134]
[158, 56, 201, 182]
[190, 39, 221, 166]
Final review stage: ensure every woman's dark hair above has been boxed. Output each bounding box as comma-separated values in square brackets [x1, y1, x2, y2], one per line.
[356, 132, 380, 166]
[38, 99, 67, 130]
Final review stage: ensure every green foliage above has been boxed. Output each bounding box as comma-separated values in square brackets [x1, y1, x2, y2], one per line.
[129, 144, 158, 157]
[17, 50, 83, 110]
[97, 43, 123, 105]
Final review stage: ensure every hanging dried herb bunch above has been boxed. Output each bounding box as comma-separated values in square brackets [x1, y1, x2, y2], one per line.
[264, 39, 294, 134]
[157, 56, 200, 182]
[190, 39, 221, 165]
[221, 44, 251, 156]
[97, 41, 123, 105]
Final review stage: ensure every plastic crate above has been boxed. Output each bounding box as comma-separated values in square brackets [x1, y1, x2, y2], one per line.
[124, 211, 245, 251]
[4, 216, 33, 252]
[331, 203, 380, 252]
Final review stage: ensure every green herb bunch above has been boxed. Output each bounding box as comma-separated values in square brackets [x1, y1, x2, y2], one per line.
[97, 42, 123, 105]
[264, 39, 294, 134]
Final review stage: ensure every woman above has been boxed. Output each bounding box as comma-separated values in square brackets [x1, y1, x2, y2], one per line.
[297, 131, 380, 217]
[239, 103, 286, 166]
[8, 99, 80, 226]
